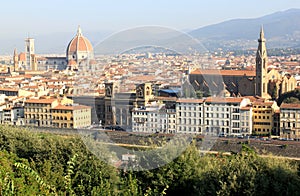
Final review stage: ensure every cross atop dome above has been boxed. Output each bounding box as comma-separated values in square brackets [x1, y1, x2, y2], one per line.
[77, 25, 82, 36]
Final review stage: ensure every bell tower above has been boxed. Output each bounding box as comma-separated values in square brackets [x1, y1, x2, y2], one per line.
[13, 48, 19, 72]
[25, 37, 35, 70]
[255, 26, 268, 98]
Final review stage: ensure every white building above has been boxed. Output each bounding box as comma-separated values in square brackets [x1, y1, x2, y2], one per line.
[2, 106, 25, 125]
[240, 106, 253, 136]
[203, 97, 251, 136]
[132, 102, 170, 133]
[280, 103, 300, 140]
[176, 99, 204, 134]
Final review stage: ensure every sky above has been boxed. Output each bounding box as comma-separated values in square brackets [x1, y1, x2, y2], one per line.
[2, 0, 300, 36]
[1, 0, 300, 54]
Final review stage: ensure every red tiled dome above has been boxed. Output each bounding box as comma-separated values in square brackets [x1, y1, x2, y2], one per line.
[66, 26, 93, 54]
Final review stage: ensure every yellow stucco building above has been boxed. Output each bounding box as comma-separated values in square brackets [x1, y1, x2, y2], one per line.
[252, 100, 279, 135]
[24, 96, 91, 128]
[52, 104, 91, 129]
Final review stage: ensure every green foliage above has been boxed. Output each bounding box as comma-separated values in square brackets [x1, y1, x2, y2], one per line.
[195, 90, 203, 99]
[277, 89, 300, 105]
[0, 126, 300, 195]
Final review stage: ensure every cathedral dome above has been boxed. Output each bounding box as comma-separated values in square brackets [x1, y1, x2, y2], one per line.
[66, 26, 94, 63]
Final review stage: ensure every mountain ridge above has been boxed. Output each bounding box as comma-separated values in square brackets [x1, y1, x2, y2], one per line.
[189, 8, 300, 50]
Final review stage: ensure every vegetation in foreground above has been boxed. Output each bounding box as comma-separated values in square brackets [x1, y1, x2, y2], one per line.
[0, 125, 300, 195]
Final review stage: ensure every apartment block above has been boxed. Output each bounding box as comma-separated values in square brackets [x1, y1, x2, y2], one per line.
[204, 97, 251, 136]
[52, 104, 91, 129]
[280, 103, 300, 139]
[176, 99, 204, 134]
[252, 101, 279, 136]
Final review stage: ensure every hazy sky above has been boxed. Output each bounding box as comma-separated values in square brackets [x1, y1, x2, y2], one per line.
[1, 0, 300, 55]
[2, 0, 300, 38]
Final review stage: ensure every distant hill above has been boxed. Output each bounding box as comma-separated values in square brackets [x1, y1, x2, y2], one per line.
[189, 9, 300, 51]
[2, 9, 300, 55]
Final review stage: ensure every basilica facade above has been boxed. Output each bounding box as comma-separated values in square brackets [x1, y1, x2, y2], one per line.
[189, 28, 296, 99]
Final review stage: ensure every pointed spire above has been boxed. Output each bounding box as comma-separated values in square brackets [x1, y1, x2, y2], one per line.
[77, 25, 82, 36]
[259, 25, 266, 42]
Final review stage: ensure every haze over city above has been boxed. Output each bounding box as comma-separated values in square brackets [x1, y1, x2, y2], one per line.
[1, 0, 300, 54]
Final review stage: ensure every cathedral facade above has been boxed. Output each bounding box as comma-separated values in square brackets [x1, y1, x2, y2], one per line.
[13, 26, 95, 72]
[190, 28, 296, 99]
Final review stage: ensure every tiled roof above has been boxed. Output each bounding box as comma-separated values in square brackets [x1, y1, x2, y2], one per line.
[52, 104, 91, 110]
[205, 97, 245, 103]
[25, 98, 57, 104]
[0, 88, 18, 92]
[176, 99, 204, 103]
[253, 101, 274, 106]
[280, 103, 300, 109]
[190, 69, 256, 76]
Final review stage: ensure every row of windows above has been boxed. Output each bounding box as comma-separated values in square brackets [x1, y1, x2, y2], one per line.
[25, 108, 49, 113]
[253, 111, 271, 114]
[178, 106, 201, 111]
[282, 122, 297, 128]
[281, 113, 299, 118]
[254, 115, 270, 119]
[178, 119, 201, 125]
[25, 114, 51, 119]
[25, 103, 51, 107]
[253, 122, 271, 125]
[206, 113, 230, 118]
[25, 108, 78, 114]
[52, 116, 73, 121]
[206, 120, 230, 126]
[179, 112, 202, 118]
[178, 126, 201, 132]
[253, 106, 272, 109]
[254, 128, 271, 132]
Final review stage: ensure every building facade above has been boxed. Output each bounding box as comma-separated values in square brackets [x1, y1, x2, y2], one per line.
[252, 101, 279, 135]
[52, 104, 91, 129]
[24, 97, 74, 127]
[189, 28, 296, 99]
[204, 97, 251, 136]
[280, 103, 300, 140]
[176, 99, 204, 134]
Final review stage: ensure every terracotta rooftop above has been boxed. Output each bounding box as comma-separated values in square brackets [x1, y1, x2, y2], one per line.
[25, 98, 57, 104]
[176, 99, 204, 104]
[0, 88, 18, 92]
[205, 97, 245, 103]
[241, 106, 252, 111]
[190, 69, 256, 77]
[280, 103, 300, 109]
[253, 101, 274, 106]
[52, 104, 91, 110]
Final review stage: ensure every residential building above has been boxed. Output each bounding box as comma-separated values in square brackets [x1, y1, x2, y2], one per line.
[2, 106, 24, 125]
[204, 97, 251, 136]
[252, 101, 279, 135]
[132, 102, 168, 133]
[240, 106, 253, 135]
[176, 99, 204, 134]
[24, 97, 73, 126]
[280, 103, 300, 140]
[52, 104, 91, 129]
